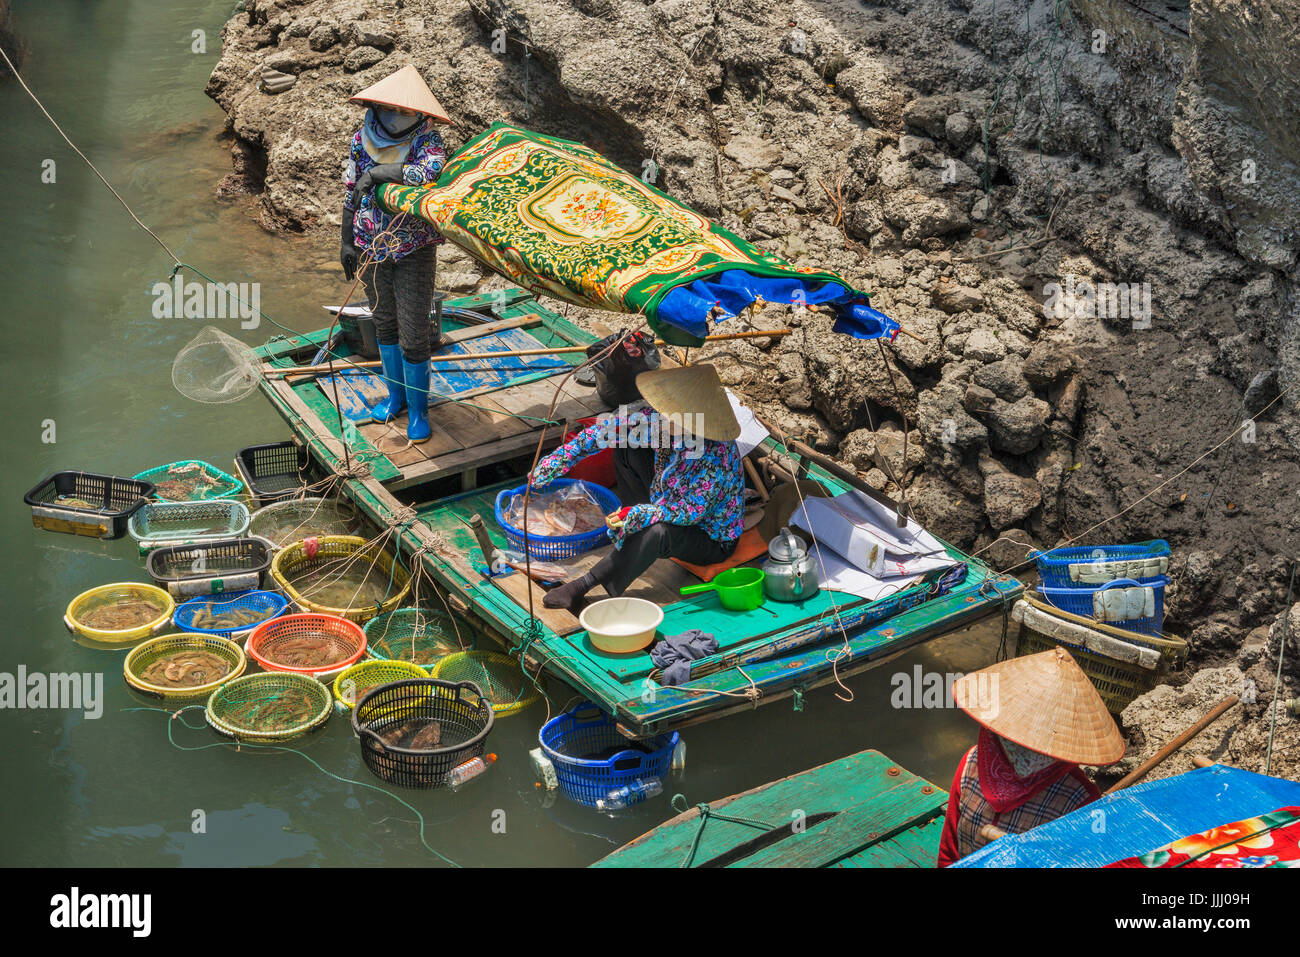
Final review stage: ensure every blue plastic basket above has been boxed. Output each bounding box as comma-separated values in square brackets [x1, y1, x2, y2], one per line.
[494, 479, 621, 560]
[539, 703, 678, 808]
[1037, 577, 1167, 636]
[1033, 540, 1170, 589]
[173, 589, 289, 638]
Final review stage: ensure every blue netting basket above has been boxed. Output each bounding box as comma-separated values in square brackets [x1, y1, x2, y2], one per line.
[1037, 577, 1167, 636]
[539, 702, 677, 807]
[173, 589, 289, 638]
[494, 479, 620, 560]
[1033, 540, 1170, 589]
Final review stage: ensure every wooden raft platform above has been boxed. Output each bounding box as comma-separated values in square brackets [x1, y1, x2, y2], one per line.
[593, 749, 949, 868]
[255, 289, 1024, 739]
[261, 291, 608, 492]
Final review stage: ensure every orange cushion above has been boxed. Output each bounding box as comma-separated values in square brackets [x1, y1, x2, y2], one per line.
[671, 528, 768, 581]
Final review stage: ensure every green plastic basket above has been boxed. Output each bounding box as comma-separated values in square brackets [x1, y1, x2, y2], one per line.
[431, 650, 540, 717]
[205, 672, 332, 742]
[364, 608, 463, 670]
[134, 459, 244, 502]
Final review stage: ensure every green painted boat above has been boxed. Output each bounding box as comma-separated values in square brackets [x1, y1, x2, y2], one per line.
[254, 289, 1023, 739]
[593, 749, 948, 867]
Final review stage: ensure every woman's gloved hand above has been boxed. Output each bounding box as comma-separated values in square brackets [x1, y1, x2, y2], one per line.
[350, 163, 405, 210]
[339, 206, 359, 281]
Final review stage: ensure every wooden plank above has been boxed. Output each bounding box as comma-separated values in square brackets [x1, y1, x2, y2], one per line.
[357, 423, 429, 469]
[491, 567, 583, 636]
[732, 779, 945, 867]
[441, 394, 535, 441]
[386, 422, 566, 491]
[287, 379, 402, 482]
[594, 750, 943, 867]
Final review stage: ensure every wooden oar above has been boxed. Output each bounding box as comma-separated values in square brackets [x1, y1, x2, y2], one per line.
[1103, 695, 1240, 795]
[264, 328, 793, 378]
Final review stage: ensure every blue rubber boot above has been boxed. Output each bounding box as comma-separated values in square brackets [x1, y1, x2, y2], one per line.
[403, 357, 432, 444]
[369, 343, 406, 422]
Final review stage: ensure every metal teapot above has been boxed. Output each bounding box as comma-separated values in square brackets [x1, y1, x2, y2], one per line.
[762, 526, 820, 602]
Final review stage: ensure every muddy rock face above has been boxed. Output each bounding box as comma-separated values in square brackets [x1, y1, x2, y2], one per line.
[207, 0, 1297, 665]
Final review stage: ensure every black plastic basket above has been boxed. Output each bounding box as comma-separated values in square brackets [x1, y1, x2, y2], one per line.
[145, 537, 274, 598]
[234, 441, 315, 508]
[352, 679, 494, 789]
[24, 471, 155, 540]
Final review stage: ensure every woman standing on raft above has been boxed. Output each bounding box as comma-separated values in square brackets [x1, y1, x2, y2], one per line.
[340, 64, 451, 443]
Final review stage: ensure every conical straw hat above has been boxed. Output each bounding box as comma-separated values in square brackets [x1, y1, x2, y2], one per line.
[951, 647, 1125, 766]
[350, 65, 451, 124]
[635, 364, 741, 442]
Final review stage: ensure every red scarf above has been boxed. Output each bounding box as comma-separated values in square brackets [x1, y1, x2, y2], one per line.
[976, 727, 1075, 813]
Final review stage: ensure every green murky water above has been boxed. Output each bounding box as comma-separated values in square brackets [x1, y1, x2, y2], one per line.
[0, 0, 1003, 866]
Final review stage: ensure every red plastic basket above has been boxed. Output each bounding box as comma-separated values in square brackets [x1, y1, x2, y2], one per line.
[245, 612, 367, 678]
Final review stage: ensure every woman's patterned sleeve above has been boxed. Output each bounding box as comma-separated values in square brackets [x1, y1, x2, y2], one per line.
[404, 131, 447, 185]
[344, 131, 362, 208]
[530, 420, 610, 487]
[612, 452, 715, 547]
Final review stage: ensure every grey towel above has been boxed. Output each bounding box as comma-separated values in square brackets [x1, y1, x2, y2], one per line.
[650, 629, 719, 687]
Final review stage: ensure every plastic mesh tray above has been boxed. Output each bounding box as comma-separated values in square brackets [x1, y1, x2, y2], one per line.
[128, 500, 250, 551]
[234, 441, 316, 508]
[24, 471, 156, 539]
[133, 459, 244, 502]
[146, 536, 272, 596]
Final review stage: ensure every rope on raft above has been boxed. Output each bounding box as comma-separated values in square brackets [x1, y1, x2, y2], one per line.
[669, 793, 779, 868]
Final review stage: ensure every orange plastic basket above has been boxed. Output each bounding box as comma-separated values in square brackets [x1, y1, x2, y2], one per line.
[245, 612, 367, 680]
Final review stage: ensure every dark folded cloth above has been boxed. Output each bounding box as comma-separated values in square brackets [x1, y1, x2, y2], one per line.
[650, 629, 719, 687]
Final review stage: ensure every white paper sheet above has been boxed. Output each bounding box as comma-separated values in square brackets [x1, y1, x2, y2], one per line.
[725, 388, 770, 458]
[806, 542, 953, 602]
[789, 488, 948, 578]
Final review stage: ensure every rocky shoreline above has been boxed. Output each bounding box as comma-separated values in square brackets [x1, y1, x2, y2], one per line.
[205, 0, 1298, 775]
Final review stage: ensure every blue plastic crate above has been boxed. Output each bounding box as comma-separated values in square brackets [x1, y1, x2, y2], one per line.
[173, 589, 289, 638]
[539, 703, 677, 808]
[1037, 576, 1167, 636]
[1033, 540, 1170, 589]
[494, 479, 621, 560]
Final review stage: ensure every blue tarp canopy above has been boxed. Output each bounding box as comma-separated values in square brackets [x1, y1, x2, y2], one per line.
[655, 269, 901, 342]
[954, 765, 1300, 868]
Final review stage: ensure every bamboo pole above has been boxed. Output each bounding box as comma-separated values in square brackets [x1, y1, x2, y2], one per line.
[264, 328, 794, 378]
[1103, 695, 1240, 795]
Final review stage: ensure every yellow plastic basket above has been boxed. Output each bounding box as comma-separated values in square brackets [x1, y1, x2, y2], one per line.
[124, 633, 247, 701]
[64, 582, 175, 643]
[271, 535, 411, 624]
[431, 650, 540, 717]
[331, 659, 429, 711]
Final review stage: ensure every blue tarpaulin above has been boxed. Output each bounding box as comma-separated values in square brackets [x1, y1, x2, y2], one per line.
[656, 269, 901, 343]
[954, 765, 1300, 868]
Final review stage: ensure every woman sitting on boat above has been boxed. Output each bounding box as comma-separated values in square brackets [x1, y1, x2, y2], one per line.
[531, 363, 745, 610]
[340, 64, 451, 444]
[938, 647, 1125, 867]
